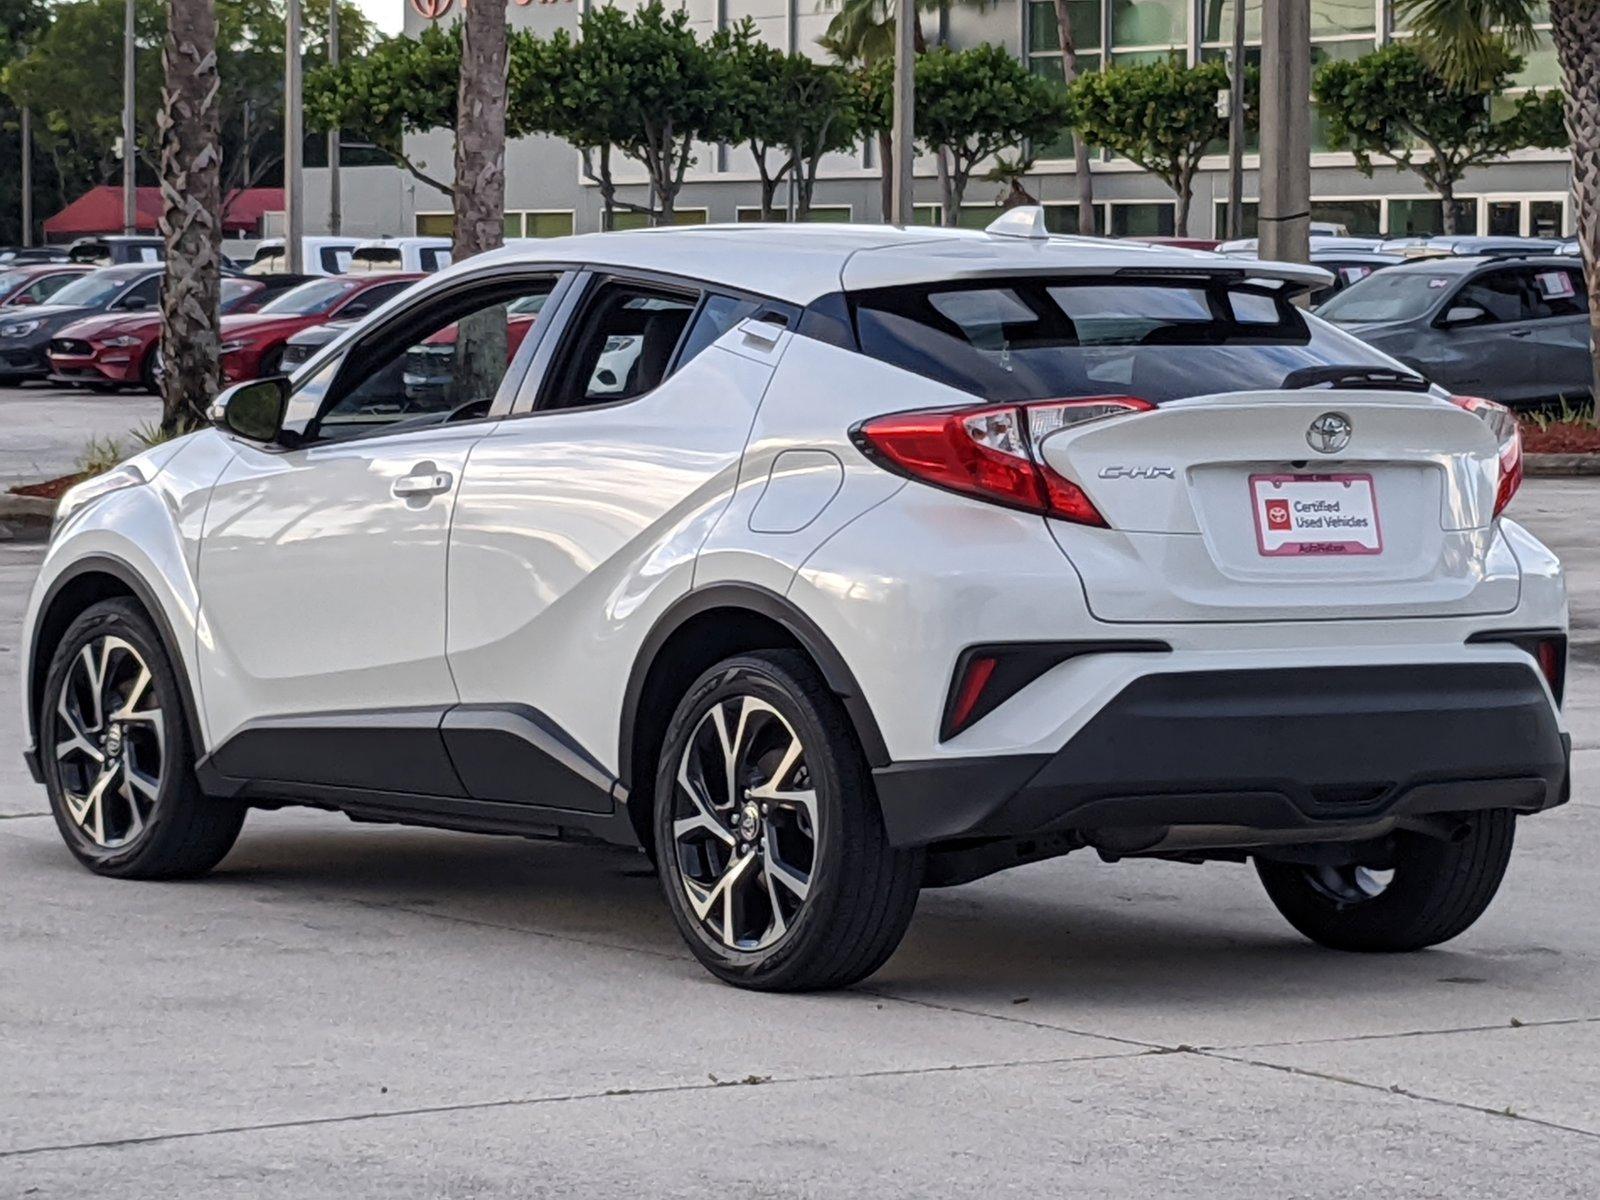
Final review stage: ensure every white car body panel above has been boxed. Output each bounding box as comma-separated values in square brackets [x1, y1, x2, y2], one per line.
[194, 426, 483, 745]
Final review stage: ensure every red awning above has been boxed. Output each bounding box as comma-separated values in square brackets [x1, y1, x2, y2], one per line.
[43, 186, 285, 238]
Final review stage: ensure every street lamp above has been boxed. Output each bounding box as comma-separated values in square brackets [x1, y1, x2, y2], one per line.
[123, 0, 136, 236]
[889, 0, 915, 227]
[285, 0, 304, 272]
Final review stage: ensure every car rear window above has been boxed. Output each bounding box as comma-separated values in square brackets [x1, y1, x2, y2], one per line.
[850, 276, 1398, 404]
[1317, 270, 1453, 324]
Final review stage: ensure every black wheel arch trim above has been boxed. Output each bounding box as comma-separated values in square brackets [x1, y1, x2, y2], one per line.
[24, 553, 207, 785]
[618, 582, 891, 791]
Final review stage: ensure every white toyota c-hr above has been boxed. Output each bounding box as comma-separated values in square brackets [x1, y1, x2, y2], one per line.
[21, 212, 1570, 991]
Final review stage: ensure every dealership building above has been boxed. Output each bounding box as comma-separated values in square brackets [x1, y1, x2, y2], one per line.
[304, 0, 1576, 242]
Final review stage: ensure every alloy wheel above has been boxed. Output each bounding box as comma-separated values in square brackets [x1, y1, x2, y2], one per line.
[53, 636, 166, 848]
[670, 695, 818, 952]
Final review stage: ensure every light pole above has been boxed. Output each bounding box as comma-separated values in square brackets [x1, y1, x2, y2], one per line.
[327, 0, 341, 236]
[1259, 0, 1310, 266]
[284, 0, 304, 272]
[20, 108, 32, 248]
[889, 0, 915, 227]
[1225, 0, 1246, 240]
[123, 0, 137, 236]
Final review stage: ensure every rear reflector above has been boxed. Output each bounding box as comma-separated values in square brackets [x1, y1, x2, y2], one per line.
[1449, 395, 1522, 517]
[1467, 630, 1566, 706]
[852, 396, 1151, 525]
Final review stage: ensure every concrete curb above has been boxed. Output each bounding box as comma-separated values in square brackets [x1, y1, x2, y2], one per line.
[0, 494, 55, 544]
[1525, 453, 1600, 477]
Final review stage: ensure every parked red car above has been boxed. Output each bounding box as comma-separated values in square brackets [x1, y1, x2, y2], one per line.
[47, 276, 307, 393]
[217, 273, 421, 383]
[0, 262, 91, 308]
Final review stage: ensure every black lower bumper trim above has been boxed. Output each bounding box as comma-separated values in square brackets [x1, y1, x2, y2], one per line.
[874, 663, 1570, 848]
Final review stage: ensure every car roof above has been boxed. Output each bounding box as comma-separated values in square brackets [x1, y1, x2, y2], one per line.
[1380, 253, 1581, 275]
[471, 220, 1332, 305]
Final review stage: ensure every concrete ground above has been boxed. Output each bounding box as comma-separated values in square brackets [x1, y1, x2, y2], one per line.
[0, 469, 1596, 1195]
[0, 383, 162, 492]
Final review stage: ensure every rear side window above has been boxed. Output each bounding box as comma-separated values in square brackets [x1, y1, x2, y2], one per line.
[543, 282, 696, 410]
[851, 276, 1396, 404]
[1452, 269, 1541, 324]
[675, 294, 760, 368]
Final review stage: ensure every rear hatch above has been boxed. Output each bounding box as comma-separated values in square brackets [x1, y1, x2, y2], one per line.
[1036, 390, 1515, 623]
[845, 261, 1519, 624]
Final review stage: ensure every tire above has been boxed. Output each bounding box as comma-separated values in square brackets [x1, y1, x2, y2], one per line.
[39, 598, 246, 880]
[653, 650, 923, 991]
[140, 348, 159, 395]
[1256, 811, 1515, 953]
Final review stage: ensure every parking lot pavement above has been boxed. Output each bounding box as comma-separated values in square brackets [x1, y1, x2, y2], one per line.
[1, 481, 1597, 1197]
[0, 384, 162, 492]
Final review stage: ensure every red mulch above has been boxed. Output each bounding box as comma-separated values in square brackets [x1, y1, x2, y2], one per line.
[1521, 421, 1600, 455]
[8, 473, 83, 501]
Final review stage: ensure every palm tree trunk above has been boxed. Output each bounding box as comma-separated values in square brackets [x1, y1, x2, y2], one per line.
[878, 130, 894, 222]
[1549, 0, 1600, 402]
[453, 0, 509, 400]
[156, 0, 223, 436]
[1052, 0, 1095, 236]
[1439, 177, 1460, 235]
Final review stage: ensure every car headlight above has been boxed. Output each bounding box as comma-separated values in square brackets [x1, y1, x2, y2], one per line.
[102, 335, 142, 348]
[51, 463, 148, 539]
[0, 319, 42, 338]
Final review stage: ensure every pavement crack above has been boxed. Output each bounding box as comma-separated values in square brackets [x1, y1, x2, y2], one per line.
[1209, 1013, 1600, 1052]
[857, 987, 1168, 1052]
[0, 811, 48, 820]
[1193, 1047, 1600, 1141]
[0, 1048, 1152, 1161]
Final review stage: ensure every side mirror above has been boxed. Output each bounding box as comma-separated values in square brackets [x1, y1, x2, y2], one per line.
[1440, 304, 1487, 328]
[210, 376, 288, 443]
[11, 295, 35, 306]
[119, 295, 151, 312]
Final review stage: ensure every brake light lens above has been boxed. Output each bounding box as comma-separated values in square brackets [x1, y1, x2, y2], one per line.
[852, 396, 1152, 525]
[1450, 395, 1522, 517]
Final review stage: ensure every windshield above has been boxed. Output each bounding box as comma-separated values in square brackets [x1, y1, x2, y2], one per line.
[0, 271, 27, 297]
[46, 271, 137, 308]
[259, 278, 359, 316]
[851, 276, 1400, 404]
[1317, 271, 1453, 324]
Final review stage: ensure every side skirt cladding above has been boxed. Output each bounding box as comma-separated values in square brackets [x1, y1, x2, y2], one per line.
[196, 704, 642, 848]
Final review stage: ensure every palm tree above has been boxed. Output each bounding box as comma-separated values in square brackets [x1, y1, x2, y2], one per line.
[156, 0, 224, 435]
[452, 0, 509, 397]
[1400, 0, 1599, 401]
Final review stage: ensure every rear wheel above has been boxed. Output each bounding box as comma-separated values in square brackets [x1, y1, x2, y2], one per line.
[653, 650, 923, 991]
[1256, 812, 1515, 952]
[40, 598, 246, 879]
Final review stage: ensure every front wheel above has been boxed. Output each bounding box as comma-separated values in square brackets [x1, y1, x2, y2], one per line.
[1256, 811, 1515, 953]
[40, 598, 246, 879]
[653, 650, 923, 991]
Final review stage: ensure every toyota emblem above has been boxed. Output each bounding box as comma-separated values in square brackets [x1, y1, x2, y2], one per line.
[1307, 411, 1353, 455]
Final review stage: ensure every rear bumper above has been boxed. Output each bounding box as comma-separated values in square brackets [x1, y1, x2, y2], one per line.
[873, 663, 1569, 850]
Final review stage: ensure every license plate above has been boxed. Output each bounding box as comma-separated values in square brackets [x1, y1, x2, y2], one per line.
[1250, 473, 1382, 557]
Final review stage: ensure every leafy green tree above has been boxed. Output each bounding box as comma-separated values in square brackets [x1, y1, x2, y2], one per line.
[0, 0, 52, 243]
[1313, 41, 1566, 235]
[6, 0, 373, 221]
[907, 44, 1067, 225]
[718, 24, 861, 221]
[1067, 59, 1248, 236]
[1397, 0, 1598, 401]
[305, 24, 473, 197]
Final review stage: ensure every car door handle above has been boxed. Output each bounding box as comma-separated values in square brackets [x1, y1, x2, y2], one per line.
[1508, 329, 1533, 338]
[392, 470, 453, 498]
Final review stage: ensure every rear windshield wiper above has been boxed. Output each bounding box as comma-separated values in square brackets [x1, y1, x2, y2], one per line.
[1281, 365, 1431, 392]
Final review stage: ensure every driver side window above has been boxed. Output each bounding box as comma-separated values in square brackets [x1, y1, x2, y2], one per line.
[291, 275, 559, 442]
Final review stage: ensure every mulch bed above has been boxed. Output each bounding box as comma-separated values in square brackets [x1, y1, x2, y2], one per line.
[7, 473, 83, 501]
[1521, 421, 1600, 456]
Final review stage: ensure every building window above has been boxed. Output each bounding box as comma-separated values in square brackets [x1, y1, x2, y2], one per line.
[1388, 197, 1478, 236]
[1213, 199, 1259, 237]
[1026, 1, 1103, 161]
[1044, 201, 1109, 235]
[611, 208, 710, 231]
[1108, 200, 1176, 236]
[735, 205, 853, 222]
[415, 212, 453, 237]
[519, 211, 575, 238]
[1311, 198, 1381, 235]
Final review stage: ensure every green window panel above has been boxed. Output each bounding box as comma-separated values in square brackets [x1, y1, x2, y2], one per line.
[525, 211, 575, 237]
[611, 209, 709, 230]
[1111, 0, 1186, 48]
[1311, 198, 1381, 235]
[1109, 202, 1175, 236]
[1029, 0, 1103, 53]
[415, 213, 454, 237]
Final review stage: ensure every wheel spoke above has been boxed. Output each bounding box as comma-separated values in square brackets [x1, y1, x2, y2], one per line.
[675, 757, 735, 846]
[684, 850, 755, 923]
[54, 700, 104, 765]
[750, 729, 803, 799]
[75, 768, 115, 844]
[77, 643, 107, 729]
[117, 764, 147, 842]
[761, 860, 790, 941]
[124, 760, 160, 804]
[764, 840, 811, 903]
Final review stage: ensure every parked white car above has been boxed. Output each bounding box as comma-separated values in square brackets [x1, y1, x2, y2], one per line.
[346, 237, 453, 274]
[22, 213, 1570, 991]
[245, 237, 362, 276]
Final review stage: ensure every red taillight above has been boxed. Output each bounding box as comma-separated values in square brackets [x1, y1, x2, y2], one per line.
[1450, 395, 1522, 517]
[852, 396, 1151, 525]
[945, 655, 997, 737]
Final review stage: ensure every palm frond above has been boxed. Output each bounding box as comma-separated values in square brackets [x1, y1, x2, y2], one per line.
[1396, 0, 1541, 89]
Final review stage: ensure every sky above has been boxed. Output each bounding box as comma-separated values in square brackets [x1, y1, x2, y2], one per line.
[351, 0, 404, 36]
